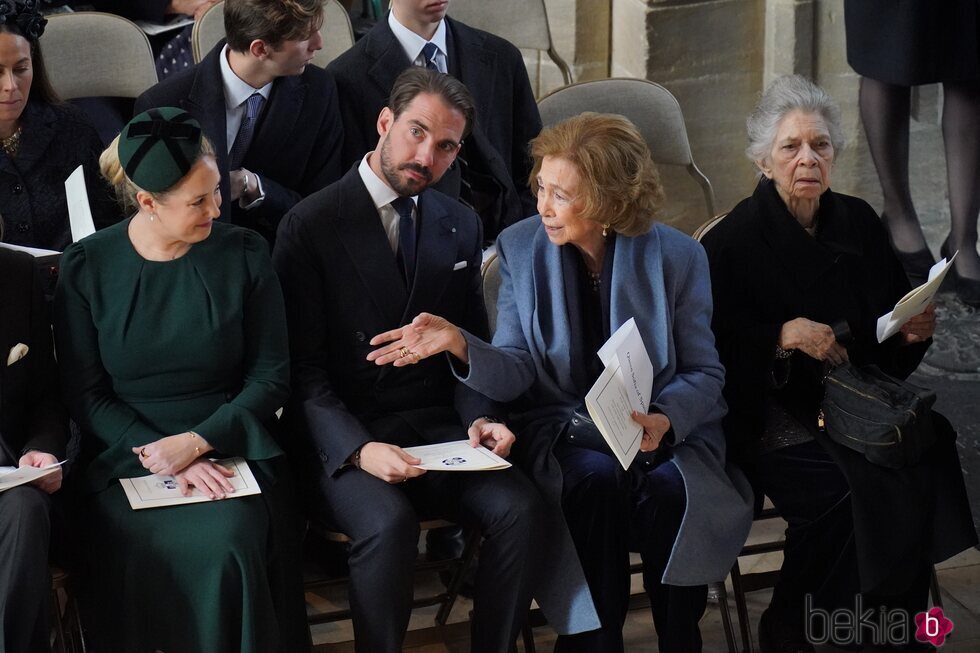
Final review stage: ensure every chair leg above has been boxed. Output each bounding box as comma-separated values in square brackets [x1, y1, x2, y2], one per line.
[520, 619, 536, 653]
[435, 528, 481, 626]
[729, 562, 754, 653]
[929, 565, 944, 610]
[50, 587, 69, 653]
[709, 580, 739, 653]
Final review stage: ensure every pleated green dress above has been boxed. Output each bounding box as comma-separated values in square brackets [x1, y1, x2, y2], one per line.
[55, 220, 309, 653]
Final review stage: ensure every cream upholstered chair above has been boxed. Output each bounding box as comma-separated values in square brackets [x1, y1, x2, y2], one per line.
[39, 12, 157, 100]
[191, 0, 354, 67]
[538, 78, 717, 224]
[481, 252, 502, 335]
[448, 0, 571, 97]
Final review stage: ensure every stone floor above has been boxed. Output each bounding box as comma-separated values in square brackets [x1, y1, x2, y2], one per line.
[308, 532, 980, 652]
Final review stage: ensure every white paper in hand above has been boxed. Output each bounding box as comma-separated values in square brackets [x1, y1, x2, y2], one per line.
[0, 461, 65, 493]
[65, 165, 96, 242]
[119, 458, 261, 510]
[876, 252, 956, 343]
[585, 318, 655, 470]
[404, 441, 511, 471]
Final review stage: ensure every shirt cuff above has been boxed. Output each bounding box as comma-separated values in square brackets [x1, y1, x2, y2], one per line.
[240, 174, 266, 210]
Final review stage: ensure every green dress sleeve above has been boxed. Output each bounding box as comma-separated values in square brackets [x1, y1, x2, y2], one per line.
[54, 243, 165, 488]
[188, 230, 289, 459]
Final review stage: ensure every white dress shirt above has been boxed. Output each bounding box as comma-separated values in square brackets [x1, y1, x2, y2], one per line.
[358, 153, 418, 254]
[388, 11, 448, 73]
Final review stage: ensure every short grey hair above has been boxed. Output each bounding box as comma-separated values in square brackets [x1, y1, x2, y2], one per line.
[745, 75, 845, 166]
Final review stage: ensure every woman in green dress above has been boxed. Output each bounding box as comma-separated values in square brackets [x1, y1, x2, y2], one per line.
[54, 108, 309, 653]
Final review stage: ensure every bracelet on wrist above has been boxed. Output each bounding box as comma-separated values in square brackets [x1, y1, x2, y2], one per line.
[775, 344, 795, 360]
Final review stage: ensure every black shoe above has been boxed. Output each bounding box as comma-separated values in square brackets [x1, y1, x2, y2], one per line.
[759, 609, 816, 653]
[940, 238, 980, 307]
[893, 246, 937, 287]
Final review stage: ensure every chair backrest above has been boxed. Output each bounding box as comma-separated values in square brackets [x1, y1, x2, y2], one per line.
[39, 12, 158, 100]
[692, 213, 729, 242]
[448, 0, 572, 95]
[481, 252, 502, 335]
[537, 78, 717, 224]
[192, 0, 354, 67]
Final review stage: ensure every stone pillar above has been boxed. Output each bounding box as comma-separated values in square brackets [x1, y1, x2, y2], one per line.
[526, 0, 611, 97]
[610, 0, 765, 232]
[764, 0, 814, 84]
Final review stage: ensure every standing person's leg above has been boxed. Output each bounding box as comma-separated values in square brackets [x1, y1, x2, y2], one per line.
[750, 440, 857, 651]
[632, 460, 707, 653]
[311, 469, 421, 653]
[940, 80, 980, 304]
[417, 466, 546, 653]
[859, 78, 935, 281]
[552, 444, 631, 653]
[0, 486, 52, 653]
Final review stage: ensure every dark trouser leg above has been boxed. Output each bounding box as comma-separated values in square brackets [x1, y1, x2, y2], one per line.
[312, 470, 420, 653]
[413, 466, 546, 653]
[0, 485, 52, 653]
[751, 440, 857, 633]
[552, 444, 631, 653]
[632, 461, 706, 653]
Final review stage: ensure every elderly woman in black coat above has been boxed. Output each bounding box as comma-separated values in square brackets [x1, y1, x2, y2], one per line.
[701, 75, 976, 653]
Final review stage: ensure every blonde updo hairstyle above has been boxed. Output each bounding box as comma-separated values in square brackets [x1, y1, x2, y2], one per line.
[99, 134, 216, 215]
[528, 112, 665, 238]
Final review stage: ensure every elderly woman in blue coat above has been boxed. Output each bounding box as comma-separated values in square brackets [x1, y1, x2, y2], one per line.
[369, 113, 753, 652]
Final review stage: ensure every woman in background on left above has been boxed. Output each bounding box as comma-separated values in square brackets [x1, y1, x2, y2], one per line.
[0, 0, 118, 251]
[54, 107, 309, 653]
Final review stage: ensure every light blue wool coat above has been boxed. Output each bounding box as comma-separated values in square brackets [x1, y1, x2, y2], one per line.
[461, 218, 754, 616]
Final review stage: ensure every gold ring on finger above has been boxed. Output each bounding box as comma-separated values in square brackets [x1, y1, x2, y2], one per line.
[140, 448, 148, 458]
[398, 347, 411, 359]
[410, 352, 422, 364]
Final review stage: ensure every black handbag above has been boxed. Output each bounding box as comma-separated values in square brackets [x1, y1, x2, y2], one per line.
[563, 406, 662, 468]
[820, 363, 936, 469]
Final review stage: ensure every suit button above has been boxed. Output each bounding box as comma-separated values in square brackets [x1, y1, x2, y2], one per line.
[16, 221, 30, 233]
[354, 331, 366, 342]
[318, 449, 329, 463]
[12, 183, 23, 194]
[571, 418, 581, 425]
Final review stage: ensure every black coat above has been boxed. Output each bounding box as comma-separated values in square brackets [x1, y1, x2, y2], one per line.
[272, 165, 493, 478]
[701, 180, 927, 462]
[702, 180, 977, 593]
[0, 247, 68, 464]
[327, 15, 540, 240]
[135, 42, 345, 243]
[0, 102, 119, 251]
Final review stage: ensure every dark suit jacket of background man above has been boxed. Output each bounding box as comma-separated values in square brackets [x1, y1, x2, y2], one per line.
[327, 15, 541, 241]
[0, 248, 67, 467]
[272, 164, 493, 478]
[135, 41, 345, 243]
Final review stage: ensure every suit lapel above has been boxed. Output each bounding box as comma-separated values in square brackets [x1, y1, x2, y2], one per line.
[446, 19, 496, 108]
[183, 45, 229, 158]
[245, 75, 304, 168]
[332, 168, 408, 328]
[366, 20, 411, 101]
[609, 229, 670, 384]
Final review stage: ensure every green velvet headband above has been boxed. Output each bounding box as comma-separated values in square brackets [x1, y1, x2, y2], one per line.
[118, 107, 203, 193]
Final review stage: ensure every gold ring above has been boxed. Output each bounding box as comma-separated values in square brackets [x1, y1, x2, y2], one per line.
[411, 352, 422, 364]
[140, 448, 148, 458]
[398, 347, 411, 359]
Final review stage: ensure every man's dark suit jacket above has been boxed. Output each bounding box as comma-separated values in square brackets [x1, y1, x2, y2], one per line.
[273, 165, 493, 478]
[0, 248, 67, 465]
[135, 42, 345, 243]
[327, 16, 541, 240]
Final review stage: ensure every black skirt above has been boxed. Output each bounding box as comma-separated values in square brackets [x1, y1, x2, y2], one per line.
[844, 0, 980, 85]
